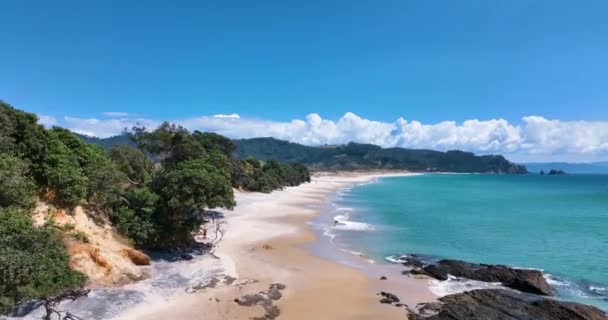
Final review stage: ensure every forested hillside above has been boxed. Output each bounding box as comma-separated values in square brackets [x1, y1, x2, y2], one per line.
[0, 101, 309, 316]
[83, 135, 528, 174]
[234, 137, 528, 174]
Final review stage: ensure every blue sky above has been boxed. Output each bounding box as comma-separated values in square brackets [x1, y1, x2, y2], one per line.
[2, 1, 608, 161]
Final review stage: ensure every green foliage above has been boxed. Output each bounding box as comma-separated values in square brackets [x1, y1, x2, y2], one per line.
[0, 155, 37, 209]
[39, 137, 88, 208]
[113, 188, 159, 246]
[192, 131, 236, 157]
[109, 145, 151, 185]
[159, 158, 235, 214]
[70, 231, 89, 243]
[49, 128, 124, 207]
[0, 208, 85, 315]
[231, 158, 311, 193]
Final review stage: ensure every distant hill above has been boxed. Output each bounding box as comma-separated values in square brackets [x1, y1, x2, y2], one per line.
[524, 162, 608, 174]
[80, 134, 527, 174]
[233, 137, 527, 174]
[76, 133, 135, 149]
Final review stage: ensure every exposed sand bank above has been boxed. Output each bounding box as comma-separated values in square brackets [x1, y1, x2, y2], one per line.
[135, 171, 436, 320]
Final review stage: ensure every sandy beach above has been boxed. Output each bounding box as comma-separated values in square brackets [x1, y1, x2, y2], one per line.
[130, 171, 436, 320]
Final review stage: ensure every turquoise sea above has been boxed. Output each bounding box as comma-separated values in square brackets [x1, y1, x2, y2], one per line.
[323, 174, 608, 310]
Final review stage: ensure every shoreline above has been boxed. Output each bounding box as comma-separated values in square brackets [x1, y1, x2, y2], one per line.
[134, 171, 436, 320]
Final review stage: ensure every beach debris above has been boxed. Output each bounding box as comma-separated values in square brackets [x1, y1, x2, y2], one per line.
[380, 276, 387, 280]
[378, 291, 400, 304]
[235, 283, 286, 320]
[262, 243, 273, 250]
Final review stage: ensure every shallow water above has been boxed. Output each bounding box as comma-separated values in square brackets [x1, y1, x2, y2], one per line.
[315, 174, 608, 310]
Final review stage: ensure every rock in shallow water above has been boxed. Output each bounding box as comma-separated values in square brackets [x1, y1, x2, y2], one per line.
[411, 259, 555, 296]
[408, 289, 608, 320]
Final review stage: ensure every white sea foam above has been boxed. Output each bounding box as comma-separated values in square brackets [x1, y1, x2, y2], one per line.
[589, 286, 608, 295]
[385, 255, 410, 264]
[332, 213, 374, 231]
[384, 254, 417, 264]
[429, 275, 506, 297]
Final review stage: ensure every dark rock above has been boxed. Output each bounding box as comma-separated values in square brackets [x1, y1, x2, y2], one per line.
[399, 255, 427, 268]
[263, 305, 280, 319]
[235, 283, 286, 319]
[548, 169, 566, 175]
[408, 289, 608, 320]
[234, 294, 268, 306]
[380, 276, 387, 280]
[419, 259, 554, 295]
[180, 253, 193, 261]
[269, 283, 286, 291]
[379, 291, 400, 304]
[267, 289, 282, 300]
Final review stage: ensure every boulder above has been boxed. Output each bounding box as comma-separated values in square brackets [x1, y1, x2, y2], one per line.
[417, 259, 554, 295]
[408, 289, 607, 320]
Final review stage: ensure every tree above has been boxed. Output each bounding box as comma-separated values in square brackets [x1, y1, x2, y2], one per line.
[38, 138, 88, 208]
[49, 128, 125, 208]
[157, 158, 235, 216]
[109, 145, 152, 186]
[0, 208, 86, 315]
[0, 155, 36, 209]
[113, 187, 159, 246]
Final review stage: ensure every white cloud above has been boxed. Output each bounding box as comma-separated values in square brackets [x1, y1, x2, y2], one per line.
[51, 112, 608, 162]
[63, 116, 159, 138]
[102, 112, 129, 117]
[37, 115, 57, 127]
[212, 113, 240, 119]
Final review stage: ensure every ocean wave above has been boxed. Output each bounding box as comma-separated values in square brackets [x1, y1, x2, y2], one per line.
[429, 275, 506, 297]
[332, 213, 374, 231]
[589, 286, 608, 295]
[385, 255, 414, 264]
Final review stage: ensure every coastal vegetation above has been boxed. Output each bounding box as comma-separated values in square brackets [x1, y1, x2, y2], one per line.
[79, 131, 528, 174]
[0, 101, 310, 316]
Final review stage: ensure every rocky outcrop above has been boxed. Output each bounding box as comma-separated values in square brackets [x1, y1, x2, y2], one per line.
[408, 289, 608, 320]
[407, 259, 554, 295]
[33, 204, 150, 286]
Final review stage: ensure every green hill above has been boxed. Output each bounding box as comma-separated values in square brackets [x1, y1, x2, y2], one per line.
[234, 138, 527, 173]
[79, 135, 527, 174]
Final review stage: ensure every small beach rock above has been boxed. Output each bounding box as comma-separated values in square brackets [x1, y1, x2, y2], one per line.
[269, 283, 286, 291]
[380, 276, 387, 280]
[235, 283, 286, 319]
[379, 291, 400, 304]
[234, 294, 267, 306]
[263, 305, 281, 319]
